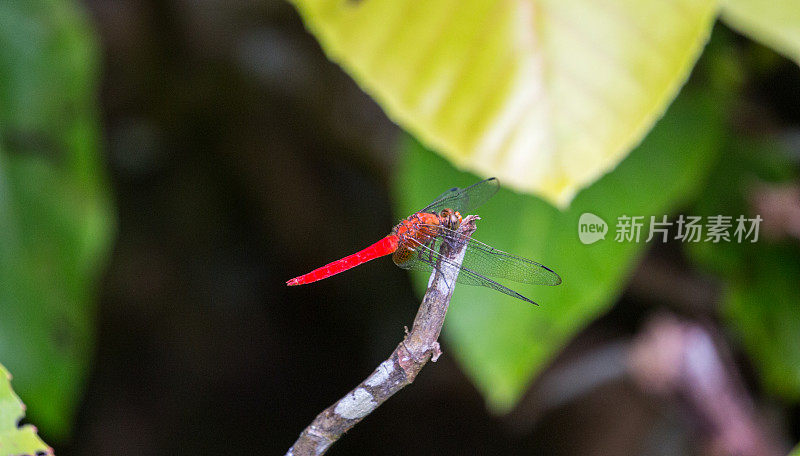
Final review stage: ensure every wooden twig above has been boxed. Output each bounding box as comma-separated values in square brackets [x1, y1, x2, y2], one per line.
[286, 215, 480, 456]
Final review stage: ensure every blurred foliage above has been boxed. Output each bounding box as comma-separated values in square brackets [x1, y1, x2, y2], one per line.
[0, 0, 113, 439]
[289, 0, 717, 206]
[722, 0, 800, 65]
[688, 137, 800, 400]
[394, 66, 734, 410]
[0, 363, 51, 455]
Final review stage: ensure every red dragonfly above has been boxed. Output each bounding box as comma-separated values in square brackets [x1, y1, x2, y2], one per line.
[287, 178, 561, 305]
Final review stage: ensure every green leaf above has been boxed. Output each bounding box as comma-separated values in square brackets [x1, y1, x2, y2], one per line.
[291, 0, 718, 206]
[0, 0, 113, 439]
[0, 363, 52, 456]
[687, 136, 800, 400]
[394, 83, 728, 411]
[725, 247, 800, 400]
[722, 0, 800, 65]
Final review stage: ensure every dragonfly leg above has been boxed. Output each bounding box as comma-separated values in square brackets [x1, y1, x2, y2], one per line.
[433, 242, 458, 295]
[413, 237, 459, 295]
[421, 239, 436, 265]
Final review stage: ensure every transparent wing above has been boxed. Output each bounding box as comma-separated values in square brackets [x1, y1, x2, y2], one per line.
[415, 224, 562, 286]
[420, 177, 500, 215]
[393, 231, 561, 306]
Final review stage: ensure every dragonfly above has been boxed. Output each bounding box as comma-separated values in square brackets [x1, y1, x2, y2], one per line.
[286, 178, 561, 305]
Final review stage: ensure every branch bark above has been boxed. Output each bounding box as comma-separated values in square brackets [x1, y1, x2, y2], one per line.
[286, 215, 480, 456]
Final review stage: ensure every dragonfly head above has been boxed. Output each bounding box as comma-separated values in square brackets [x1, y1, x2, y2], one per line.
[439, 208, 462, 229]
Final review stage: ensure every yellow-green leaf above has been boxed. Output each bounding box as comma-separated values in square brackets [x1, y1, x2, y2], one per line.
[290, 0, 718, 206]
[722, 0, 800, 65]
[0, 364, 52, 456]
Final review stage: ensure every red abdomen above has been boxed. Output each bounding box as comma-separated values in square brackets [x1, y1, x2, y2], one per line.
[286, 235, 399, 286]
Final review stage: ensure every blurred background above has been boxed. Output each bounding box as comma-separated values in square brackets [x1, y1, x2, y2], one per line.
[1, 0, 799, 455]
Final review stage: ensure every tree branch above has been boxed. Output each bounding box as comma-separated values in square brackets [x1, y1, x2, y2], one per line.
[286, 215, 480, 456]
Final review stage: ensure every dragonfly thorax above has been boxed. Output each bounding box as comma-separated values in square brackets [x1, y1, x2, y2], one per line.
[391, 209, 463, 248]
[391, 210, 459, 265]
